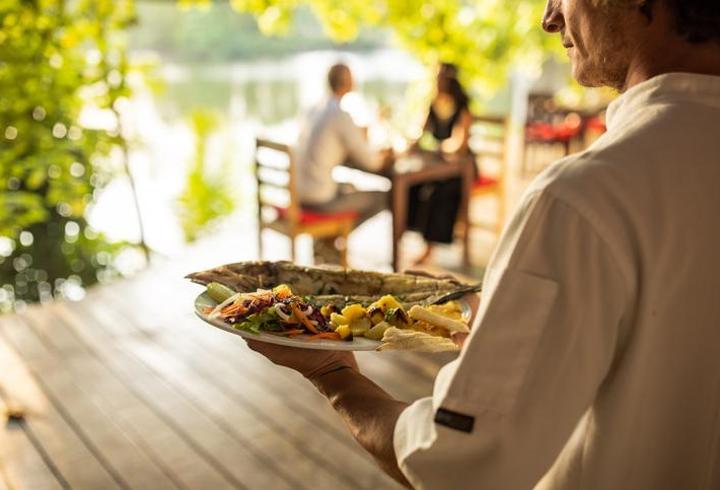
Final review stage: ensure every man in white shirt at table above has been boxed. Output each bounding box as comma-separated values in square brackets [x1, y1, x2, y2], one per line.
[249, 1, 720, 488]
[294, 63, 393, 263]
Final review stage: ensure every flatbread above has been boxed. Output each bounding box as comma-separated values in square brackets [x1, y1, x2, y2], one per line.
[378, 327, 459, 352]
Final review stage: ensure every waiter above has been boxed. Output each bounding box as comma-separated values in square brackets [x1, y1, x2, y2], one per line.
[247, 1, 720, 488]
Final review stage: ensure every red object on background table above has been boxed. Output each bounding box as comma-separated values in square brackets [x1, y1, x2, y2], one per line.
[274, 207, 358, 226]
[472, 175, 499, 190]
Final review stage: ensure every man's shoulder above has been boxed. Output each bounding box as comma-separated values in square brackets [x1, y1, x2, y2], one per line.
[529, 134, 642, 206]
[518, 134, 654, 247]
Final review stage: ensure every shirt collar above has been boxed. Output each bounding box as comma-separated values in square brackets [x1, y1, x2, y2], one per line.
[606, 72, 720, 131]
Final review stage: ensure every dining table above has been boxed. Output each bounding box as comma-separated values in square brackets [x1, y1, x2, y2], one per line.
[349, 149, 475, 271]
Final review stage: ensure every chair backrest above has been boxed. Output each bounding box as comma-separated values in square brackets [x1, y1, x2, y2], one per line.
[470, 115, 508, 178]
[254, 137, 299, 225]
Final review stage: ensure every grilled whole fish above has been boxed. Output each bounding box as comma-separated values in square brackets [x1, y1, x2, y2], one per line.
[186, 261, 470, 306]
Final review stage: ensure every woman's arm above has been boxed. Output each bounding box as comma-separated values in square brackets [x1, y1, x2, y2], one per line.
[409, 111, 432, 151]
[441, 109, 472, 154]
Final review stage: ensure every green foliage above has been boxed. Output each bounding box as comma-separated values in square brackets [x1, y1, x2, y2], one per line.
[176, 109, 236, 242]
[0, 0, 137, 311]
[180, 0, 563, 97]
[130, 3, 387, 62]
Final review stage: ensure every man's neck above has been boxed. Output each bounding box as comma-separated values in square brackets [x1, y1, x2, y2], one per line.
[624, 41, 720, 91]
[621, 7, 720, 92]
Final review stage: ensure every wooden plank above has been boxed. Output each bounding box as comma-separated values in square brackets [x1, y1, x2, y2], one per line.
[0, 464, 9, 490]
[0, 364, 65, 490]
[18, 306, 235, 489]
[0, 318, 123, 490]
[5, 312, 181, 490]
[23, 303, 282, 488]
[106, 272, 438, 450]
[67, 299, 372, 490]
[0, 421, 65, 490]
[48, 302, 297, 490]
[89, 286, 404, 490]
[86, 266, 444, 489]
[86, 282, 403, 489]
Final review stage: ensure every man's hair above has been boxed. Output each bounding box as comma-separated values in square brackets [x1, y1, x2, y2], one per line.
[327, 63, 350, 93]
[666, 0, 720, 43]
[642, 0, 720, 43]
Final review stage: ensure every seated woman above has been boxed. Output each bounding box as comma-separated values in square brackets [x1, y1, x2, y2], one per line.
[407, 63, 474, 265]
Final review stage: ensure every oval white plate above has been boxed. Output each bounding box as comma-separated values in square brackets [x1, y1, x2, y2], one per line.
[194, 292, 471, 351]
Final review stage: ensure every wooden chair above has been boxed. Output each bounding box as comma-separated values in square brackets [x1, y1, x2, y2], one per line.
[468, 115, 509, 237]
[254, 138, 357, 266]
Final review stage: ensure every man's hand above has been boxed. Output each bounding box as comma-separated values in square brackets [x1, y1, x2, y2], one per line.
[245, 340, 358, 381]
[244, 339, 411, 487]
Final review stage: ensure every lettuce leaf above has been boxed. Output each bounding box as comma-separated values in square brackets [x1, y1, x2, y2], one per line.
[235, 308, 282, 334]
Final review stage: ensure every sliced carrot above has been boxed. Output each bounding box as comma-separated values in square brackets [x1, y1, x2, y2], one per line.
[290, 303, 319, 334]
[272, 329, 305, 336]
[308, 332, 342, 341]
[221, 303, 246, 315]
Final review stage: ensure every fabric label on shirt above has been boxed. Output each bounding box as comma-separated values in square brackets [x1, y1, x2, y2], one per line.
[434, 407, 475, 433]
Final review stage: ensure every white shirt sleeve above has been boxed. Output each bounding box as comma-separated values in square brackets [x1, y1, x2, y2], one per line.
[394, 190, 630, 489]
[336, 111, 382, 172]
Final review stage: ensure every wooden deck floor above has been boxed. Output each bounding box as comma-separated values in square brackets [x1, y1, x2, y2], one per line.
[0, 259, 459, 490]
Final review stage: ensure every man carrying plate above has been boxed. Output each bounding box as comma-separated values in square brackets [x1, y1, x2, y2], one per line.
[247, 1, 720, 488]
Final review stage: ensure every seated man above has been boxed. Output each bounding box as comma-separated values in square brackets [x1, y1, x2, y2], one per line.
[294, 63, 393, 263]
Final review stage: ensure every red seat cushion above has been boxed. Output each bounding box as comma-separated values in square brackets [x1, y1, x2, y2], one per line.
[274, 207, 358, 225]
[472, 175, 499, 190]
[586, 116, 606, 133]
[526, 121, 581, 142]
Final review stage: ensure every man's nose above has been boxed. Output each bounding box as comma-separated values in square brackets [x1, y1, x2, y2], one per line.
[542, 0, 565, 33]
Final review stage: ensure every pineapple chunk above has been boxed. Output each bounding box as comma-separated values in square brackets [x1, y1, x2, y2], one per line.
[349, 317, 372, 337]
[341, 304, 367, 321]
[367, 305, 385, 325]
[386, 307, 412, 329]
[369, 295, 403, 312]
[365, 321, 391, 341]
[334, 324, 352, 340]
[330, 313, 349, 327]
[321, 303, 340, 319]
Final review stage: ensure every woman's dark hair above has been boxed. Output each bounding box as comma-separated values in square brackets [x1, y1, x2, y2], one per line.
[641, 0, 720, 43]
[445, 78, 470, 111]
[438, 63, 469, 110]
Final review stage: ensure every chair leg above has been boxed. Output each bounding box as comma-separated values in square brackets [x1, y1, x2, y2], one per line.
[340, 225, 350, 268]
[257, 227, 263, 260]
[289, 235, 296, 263]
[496, 188, 506, 236]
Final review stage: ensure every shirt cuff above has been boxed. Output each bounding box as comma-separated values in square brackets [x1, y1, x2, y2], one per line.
[393, 396, 437, 488]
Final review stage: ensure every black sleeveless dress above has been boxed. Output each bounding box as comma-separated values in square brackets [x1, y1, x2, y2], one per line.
[406, 106, 472, 244]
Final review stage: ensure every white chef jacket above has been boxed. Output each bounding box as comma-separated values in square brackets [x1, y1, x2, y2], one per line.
[294, 97, 383, 205]
[394, 73, 720, 490]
